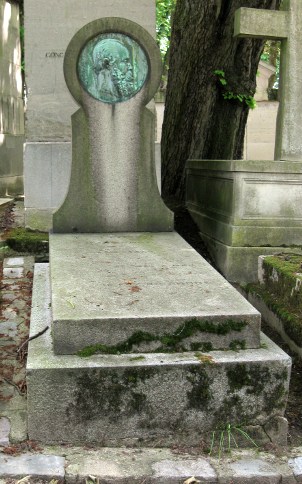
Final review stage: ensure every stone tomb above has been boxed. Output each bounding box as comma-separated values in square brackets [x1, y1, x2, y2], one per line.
[27, 18, 290, 445]
[187, 0, 302, 283]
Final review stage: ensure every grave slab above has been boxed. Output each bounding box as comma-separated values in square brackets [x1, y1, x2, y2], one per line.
[49, 232, 261, 354]
[27, 263, 290, 446]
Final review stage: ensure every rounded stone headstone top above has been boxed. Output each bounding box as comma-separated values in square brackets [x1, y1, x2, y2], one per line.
[64, 17, 162, 106]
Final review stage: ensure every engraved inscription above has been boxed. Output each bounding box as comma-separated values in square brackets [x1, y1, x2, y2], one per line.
[45, 52, 64, 58]
[77, 33, 148, 103]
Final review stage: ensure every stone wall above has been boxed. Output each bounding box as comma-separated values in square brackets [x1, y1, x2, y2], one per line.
[24, 0, 156, 230]
[0, 0, 24, 196]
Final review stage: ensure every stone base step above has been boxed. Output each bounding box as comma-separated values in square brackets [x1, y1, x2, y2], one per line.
[1, 448, 300, 483]
[27, 264, 291, 446]
[49, 232, 261, 354]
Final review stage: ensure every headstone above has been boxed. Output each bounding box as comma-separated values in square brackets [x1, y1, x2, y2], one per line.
[23, 0, 156, 229]
[53, 18, 173, 233]
[0, 0, 24, 196]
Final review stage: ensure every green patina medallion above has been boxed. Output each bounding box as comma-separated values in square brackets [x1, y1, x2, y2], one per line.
[77, 33, 149, 103]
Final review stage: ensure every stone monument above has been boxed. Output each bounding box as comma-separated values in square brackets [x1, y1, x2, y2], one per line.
[53, 17, 172, 233]
[0, 0, 24, 196]
[23, 0, 156, 230]
[187, 0, 302, 283]
[27, 17, 290, 446]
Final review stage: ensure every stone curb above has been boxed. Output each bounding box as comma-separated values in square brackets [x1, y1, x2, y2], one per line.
[0, 448, 302, 482]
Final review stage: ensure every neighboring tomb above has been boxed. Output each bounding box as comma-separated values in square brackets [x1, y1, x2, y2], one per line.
[0, 0, 24, 196]
[187, 0, 302, 283]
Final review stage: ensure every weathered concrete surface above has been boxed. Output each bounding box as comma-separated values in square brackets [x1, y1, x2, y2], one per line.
[49, 232, 260, 354]
[186, 159, 302, 282]
[27, 263, 290, 445]
[0, 0, 24, 196]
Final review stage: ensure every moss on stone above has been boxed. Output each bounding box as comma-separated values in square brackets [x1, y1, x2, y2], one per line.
[5, 227, 49, 253]
[229, 340, 246, 351]
[129, 356, 146, 361]
[263, 254, 302, 280]
[190, 342, 213, 352]
[246, 282, 302, 347]
[260, 254, 302, 310]
[263, 383, 287, 414]
[77, 318, 248, 356]
[227, 364, 270, 396]
[68, 367, 157, 423]
[186, 367, 212, 409]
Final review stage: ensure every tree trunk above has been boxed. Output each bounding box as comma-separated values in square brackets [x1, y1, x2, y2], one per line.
[161, 0, 281, 202]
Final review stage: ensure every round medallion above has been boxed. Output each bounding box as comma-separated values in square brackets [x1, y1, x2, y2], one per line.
[77, 33, 149, 103]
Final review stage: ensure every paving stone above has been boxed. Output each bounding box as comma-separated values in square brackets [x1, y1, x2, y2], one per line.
[1, 282, 23, 289]
[1, 293, 18, 302]
[2, 308, 19, 320]
[152, 457, 218, 481]
[0, 417, 10, 446]
[65, 448, 218, 483]
[215, 457, 285, 483]
[3, 268, 24, 279]
[0, 454, 65, 478]
[288, 456, 302, 483]
[0, 322, 18, 339]
[5, 257, 25, 267]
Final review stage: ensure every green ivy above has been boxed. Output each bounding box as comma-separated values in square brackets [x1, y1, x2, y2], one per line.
[214, 70, 257, 110]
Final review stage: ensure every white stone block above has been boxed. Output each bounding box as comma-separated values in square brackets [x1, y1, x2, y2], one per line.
[24, 142, 71, 210]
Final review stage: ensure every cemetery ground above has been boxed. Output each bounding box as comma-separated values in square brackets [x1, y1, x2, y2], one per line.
[1, 199, 302, 481]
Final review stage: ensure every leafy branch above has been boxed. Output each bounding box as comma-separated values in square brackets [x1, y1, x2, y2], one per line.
[214, 70, 257, 110]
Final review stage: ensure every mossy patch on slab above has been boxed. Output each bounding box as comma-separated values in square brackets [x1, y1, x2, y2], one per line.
[263, 254, 302, 280]
[247, 282, 302, 348]
[5, 228, 49, 253]
[77, 318, 248, 356]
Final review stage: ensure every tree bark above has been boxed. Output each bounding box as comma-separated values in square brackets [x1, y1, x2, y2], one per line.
[161, 0, 281, 202]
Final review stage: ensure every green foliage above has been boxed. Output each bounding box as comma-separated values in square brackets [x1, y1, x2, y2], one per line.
[156, 0, 176, 58]
[78, 318, 247, 356]
[261, 40, 280, 89]
[214, 70, 257, 109]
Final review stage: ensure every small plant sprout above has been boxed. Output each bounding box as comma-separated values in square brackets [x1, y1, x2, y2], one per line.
[209, 422, 259, 459]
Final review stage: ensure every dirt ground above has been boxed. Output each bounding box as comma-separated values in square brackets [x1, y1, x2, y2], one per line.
[0, 200, 302, 448]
